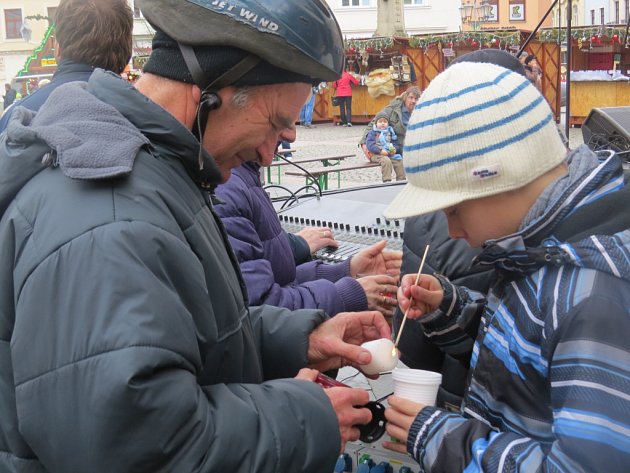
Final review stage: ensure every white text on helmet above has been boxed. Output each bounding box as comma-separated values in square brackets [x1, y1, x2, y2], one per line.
[210, 1, 279, 32]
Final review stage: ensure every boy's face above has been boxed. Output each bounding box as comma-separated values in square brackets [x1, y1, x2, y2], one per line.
[376, 118, 389, 129]
[442, 192, 527, 247]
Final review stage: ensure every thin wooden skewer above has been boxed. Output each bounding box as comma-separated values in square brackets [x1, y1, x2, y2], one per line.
[393, 244, 430, 354]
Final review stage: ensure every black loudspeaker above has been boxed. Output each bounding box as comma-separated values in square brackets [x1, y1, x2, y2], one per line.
[582, 107, 630, 160]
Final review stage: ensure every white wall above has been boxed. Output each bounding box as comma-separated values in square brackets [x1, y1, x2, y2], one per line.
[325, 0, 461, 39]
[584, 0, 610, 24]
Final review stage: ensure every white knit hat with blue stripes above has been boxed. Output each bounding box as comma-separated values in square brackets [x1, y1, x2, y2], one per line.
[384, 62, 567, 219]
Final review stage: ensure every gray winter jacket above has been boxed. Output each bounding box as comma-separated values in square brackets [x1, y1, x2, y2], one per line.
[0, 70, 339, 472]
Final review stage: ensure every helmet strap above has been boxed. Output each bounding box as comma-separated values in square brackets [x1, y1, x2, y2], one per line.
[178, 43, 261, 170]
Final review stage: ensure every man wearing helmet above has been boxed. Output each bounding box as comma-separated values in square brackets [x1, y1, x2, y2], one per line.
[0, 1, 391, 472]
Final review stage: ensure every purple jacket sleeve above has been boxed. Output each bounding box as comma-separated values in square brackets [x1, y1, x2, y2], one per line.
[214, 163, 368, 316]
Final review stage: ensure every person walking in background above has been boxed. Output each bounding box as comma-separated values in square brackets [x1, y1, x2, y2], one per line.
[360, 86, 421, 182]
[0, 0, 133, 133]
[300, 82, 324, 128]
[2, 84, 17, 112]
[332, 68, 358, 126]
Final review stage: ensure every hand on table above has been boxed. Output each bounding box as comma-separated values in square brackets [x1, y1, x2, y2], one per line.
[296, 226, 338, 254]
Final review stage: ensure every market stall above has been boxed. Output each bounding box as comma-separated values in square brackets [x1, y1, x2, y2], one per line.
[539, 26, 630, 126]
[316, 30, 561, 125]
[13, 24, 56, 96]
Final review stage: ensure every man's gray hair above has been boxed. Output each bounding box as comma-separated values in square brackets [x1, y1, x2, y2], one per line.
[231, 87, 253, 108]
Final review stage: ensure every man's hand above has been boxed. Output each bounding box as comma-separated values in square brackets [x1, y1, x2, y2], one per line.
[383, 395, 425, 454]
[357, 274, 399, 319]
[294, 368, 320, 382]
[397, 273, 444, 319]
[324, 387, 372, 453]
[350, 240, 402, 279]
[296, 226, 338, 254]
[307, 311, 391, 373]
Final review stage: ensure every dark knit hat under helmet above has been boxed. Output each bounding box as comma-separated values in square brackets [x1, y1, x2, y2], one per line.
[143, 31, 316, 89]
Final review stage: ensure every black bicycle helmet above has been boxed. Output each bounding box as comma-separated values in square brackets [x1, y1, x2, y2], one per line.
[139, 0, 344, 86]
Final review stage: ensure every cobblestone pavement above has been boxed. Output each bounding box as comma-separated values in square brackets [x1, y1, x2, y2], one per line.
[265, 121, 585, 199]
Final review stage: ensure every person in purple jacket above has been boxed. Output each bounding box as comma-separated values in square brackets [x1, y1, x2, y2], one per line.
[215, 161, 402, 319]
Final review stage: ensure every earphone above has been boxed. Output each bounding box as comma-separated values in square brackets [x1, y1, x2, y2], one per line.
[199, 90, 222, 112]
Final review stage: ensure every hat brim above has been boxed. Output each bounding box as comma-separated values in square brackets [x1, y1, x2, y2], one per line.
[383, 182, 468, 219]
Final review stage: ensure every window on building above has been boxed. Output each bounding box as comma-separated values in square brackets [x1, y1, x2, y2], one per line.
[626, 0, 629, 23]
[341, 0, 372, 6]
[572, 5, 577, 22]
[403, 0, 427, 5]
[616, 1, 620, 23]
[600, 7, 605, 24]
[4, 9, 22, 39]
[591, 9, 595, 25]
[47, 7, 57, 25]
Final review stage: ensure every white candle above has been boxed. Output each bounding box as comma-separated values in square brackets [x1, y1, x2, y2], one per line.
[360, 338, 399, 375]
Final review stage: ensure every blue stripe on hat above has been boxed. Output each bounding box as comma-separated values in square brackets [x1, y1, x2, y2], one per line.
[413, 68, 517, 113]
[405, 94, 546, 152]
[407, 78, 531, 132]
[404, 112, 555, 175]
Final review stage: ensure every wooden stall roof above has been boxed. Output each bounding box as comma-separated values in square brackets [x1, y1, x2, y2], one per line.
[326, 30, 561, 122]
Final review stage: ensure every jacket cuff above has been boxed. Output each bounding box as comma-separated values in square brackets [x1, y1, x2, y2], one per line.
[418, 273, 456, 325]
[286, 233, 312, 265]
[335, 277, 367, 313]
[316, 258, 351, 282]
[407, 406, 446, 466]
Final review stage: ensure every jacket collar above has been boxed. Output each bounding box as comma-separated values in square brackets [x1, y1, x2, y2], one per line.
[473, 150, 627, 276]
[88, 69, 223, 189]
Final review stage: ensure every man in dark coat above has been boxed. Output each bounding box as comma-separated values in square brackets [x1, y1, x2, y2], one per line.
[0, 1, 390, 471]
[0, 0, 133, 133]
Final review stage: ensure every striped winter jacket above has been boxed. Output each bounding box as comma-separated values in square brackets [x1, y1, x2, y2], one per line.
[408, 150, 630, 472]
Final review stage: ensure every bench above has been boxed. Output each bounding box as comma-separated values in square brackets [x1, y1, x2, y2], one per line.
[285, 161, 380, 190]
[266, 153, 354, 184]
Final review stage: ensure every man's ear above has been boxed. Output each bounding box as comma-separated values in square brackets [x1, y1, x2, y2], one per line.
[192, 84, 202, 105]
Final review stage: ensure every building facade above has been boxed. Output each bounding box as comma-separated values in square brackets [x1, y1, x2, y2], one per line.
[325, 0, 462, 38]
[460, 0, 554, 31]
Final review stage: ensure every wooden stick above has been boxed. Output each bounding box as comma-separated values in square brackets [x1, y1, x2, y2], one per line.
[393, 244, 430, 353]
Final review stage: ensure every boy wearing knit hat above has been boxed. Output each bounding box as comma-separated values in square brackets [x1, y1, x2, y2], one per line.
[383, 62, 630, 471]
[0, 1, 392, 471]
[365, 111, 403, 164]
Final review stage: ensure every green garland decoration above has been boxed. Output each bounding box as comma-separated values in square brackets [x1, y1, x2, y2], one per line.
[343, 31, 521, 54]
[17, 24, 55, 77]
[344, 36, 395, 52]
[538, 25, 627, 43]
[408, 31, 520, 49]
[25, 14, 51, 22]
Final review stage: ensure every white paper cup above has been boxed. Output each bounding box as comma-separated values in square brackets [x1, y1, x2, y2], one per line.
[392, 367, 442, 406]
[360, 338, 399, 375]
